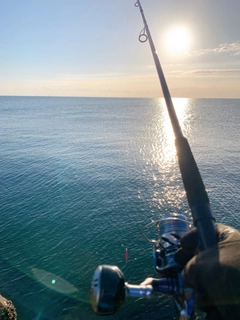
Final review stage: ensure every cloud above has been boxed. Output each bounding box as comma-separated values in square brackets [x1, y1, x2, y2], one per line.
[193, 42, 240, 56]
[184, 69, 240, 77]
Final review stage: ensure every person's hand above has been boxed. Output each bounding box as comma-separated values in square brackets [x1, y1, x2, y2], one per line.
[174, 223, 240, 319]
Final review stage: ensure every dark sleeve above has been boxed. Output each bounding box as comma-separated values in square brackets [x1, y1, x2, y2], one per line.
[183, 241, 240, 320]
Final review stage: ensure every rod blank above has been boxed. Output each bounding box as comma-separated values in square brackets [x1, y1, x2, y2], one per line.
[135, 0, 217, 249]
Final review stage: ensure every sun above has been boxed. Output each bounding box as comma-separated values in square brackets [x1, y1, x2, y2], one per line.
[164, 27, 190, 55]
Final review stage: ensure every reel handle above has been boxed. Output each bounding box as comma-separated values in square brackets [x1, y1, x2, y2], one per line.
[125, 283, 153, 298]
[90, 264, 193, 316]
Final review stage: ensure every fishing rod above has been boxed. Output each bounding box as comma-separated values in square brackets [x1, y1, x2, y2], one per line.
[90, 1, 217, 318]
[135, 0, 216, 250]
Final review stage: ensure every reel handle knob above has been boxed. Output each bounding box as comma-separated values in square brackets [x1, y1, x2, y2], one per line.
[90, 265, 125, 315]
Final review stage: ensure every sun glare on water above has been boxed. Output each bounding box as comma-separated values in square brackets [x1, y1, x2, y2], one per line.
[164, 27, 190, 55]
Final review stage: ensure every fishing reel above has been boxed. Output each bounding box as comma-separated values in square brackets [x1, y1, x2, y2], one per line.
[90, 215, 195, 318]
[143, 214, 191, 278]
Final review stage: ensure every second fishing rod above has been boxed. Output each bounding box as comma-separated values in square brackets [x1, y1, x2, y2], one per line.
[135, 0, 217, 250]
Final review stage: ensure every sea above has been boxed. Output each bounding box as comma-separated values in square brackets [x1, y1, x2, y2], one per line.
[0, 96, 239, 320]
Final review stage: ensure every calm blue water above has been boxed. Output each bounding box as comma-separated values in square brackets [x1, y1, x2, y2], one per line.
[0, 96, 239, 319]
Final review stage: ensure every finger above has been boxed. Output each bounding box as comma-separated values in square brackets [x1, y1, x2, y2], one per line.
[174, 228, 199, 267]
[174, 248, 195, 267]
[180, 227, 199, 251]
[216, 224, 240, 243]
[140, 277, 154, 286]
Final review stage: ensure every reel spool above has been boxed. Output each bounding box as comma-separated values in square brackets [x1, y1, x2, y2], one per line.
[155, 215, 190, 276]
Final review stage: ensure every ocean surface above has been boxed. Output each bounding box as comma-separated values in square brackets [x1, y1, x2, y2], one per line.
[0, 96, 239, 319]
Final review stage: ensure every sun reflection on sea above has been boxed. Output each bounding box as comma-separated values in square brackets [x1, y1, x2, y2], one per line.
[144, 97, 193, 214]
[153, 97, 190, 167]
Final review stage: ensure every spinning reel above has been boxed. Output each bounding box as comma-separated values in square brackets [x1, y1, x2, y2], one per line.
[90, 215, 196, 319]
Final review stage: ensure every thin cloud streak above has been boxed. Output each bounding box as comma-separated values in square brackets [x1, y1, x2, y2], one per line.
[184, 69, 240, 77]
[193, 42, 240, 56]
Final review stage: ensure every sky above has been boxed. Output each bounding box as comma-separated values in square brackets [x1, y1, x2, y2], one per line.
[1, 0, 240, 98]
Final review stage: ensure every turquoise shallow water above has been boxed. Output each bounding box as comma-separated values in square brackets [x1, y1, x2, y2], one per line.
[0, 96, 239, 319]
